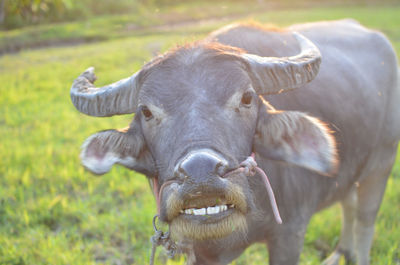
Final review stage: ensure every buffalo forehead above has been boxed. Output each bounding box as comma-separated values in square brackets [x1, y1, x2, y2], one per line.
[138, 48, 251, 111]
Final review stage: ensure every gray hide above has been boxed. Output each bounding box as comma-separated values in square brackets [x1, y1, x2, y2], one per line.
[72, 19, 400, 265]
[202, 19, 400, 265]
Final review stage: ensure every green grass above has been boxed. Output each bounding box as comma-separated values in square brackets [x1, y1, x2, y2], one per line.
[0, 1, 263, 55]
[1, 4, 400, 265]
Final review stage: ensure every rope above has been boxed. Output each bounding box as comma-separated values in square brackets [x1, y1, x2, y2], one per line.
[255, 166, 282, 224]
[149, 215, 177, 265]
[149, 232, 159, 265]
[223, 153, 282, 224]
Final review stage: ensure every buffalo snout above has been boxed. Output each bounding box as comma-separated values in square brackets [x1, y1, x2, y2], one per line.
[176, 149, 229, 198]
[158, 150, 250, 241]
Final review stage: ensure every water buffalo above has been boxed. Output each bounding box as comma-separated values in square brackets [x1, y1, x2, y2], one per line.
[70, 19, 400, 265]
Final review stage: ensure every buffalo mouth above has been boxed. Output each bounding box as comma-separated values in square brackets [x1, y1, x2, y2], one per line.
[166, 185, 248, 241]
[180, 203, 233, 219]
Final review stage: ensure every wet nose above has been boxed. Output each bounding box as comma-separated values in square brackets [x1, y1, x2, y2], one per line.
[176, 150, 228, 195]
[179, 150, 228, 177]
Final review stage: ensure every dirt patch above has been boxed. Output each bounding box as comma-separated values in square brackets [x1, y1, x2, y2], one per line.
[0, 36, 106, 56]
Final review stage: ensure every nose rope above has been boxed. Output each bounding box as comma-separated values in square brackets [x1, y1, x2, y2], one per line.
[152, 179, 176, 215]
[152, 153, 282, 224]
[224, 153, 282, 224]
[152, 177, 160, 214]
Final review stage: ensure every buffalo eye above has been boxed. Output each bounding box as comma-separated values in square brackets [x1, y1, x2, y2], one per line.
[141, 106, 153, 121]
[241, 91, 253, 107]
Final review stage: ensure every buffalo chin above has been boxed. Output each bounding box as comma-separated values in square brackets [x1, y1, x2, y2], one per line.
[169, 211, 247, 241]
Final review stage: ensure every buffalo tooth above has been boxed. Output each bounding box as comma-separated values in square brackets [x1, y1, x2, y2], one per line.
[207, 206, 218, 215]
[185, 208, 194, 215]
[182, 205, 230, 215]
[194, 208, 206, 215]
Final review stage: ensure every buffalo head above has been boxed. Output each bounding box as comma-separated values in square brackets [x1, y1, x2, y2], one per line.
[70, 32, 337, 241]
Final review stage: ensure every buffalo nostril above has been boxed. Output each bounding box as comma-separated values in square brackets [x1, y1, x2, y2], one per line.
[175, 166, 188, 181]
[178, 166, 185, 175]
[215, 161, 228, 177]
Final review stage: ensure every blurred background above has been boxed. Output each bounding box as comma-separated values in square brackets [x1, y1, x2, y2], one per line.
[0, 0, 399, 264]
[3, 0, 398, 29]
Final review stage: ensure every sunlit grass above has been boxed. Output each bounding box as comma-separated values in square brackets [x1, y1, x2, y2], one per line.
[1, 4, 399, 265]
[0, 0, 263, 54]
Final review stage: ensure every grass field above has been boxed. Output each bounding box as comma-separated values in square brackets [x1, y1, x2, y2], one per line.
[0, 0, 264, 55]
[1, 3, 399, 265]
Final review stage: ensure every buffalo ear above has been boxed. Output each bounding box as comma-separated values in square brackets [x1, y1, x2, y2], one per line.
[80, 127, 146, 175]
[254, 110, 338, 175]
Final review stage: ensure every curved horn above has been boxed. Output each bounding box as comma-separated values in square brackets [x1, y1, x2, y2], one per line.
[70, 67, 140, 117]
[242, 32, 321, 95]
